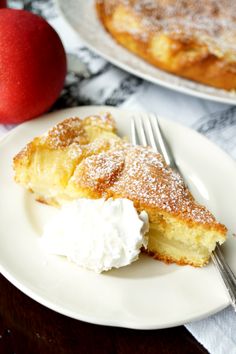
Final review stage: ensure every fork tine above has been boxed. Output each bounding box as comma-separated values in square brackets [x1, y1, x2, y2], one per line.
[150, 113, 172, 167]
[143, 114, 158, 153]
[150, 113, 184, 177]
[131, 117, 138, 145]
[131, 115, 148, 146]
[131, 114, 159, 152]
[131, 113, 171, 160]
[137, 115, 148, 146]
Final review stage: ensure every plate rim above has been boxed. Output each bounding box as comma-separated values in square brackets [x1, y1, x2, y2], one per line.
[1, 105, 236, 329]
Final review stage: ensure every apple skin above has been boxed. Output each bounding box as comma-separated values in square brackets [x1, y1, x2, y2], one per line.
[0, 9, 67, 124]
[0, 0, 7, 8]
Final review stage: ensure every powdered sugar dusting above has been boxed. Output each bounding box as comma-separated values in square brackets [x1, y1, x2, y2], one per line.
[77, 150, 125, 192]
[71, 142, 219, 225]
[45, 117, 88, 149]
[14, 111, 224, 228]
[104, 0, 236, 58]
[43, 113, 116, 149]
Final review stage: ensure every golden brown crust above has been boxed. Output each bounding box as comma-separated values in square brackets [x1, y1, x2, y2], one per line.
[96, 0, 236, 90]
[13, 113, 227, 236]
[69, 142, 226, 234]
[13, 113, 227, 267]
[13, 113, 117, 164]
[146, 249, 209, 267]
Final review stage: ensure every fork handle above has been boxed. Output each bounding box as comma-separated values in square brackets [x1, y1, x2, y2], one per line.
[211, 245, 236, 311]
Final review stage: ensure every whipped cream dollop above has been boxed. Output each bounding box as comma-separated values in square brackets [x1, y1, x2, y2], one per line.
[41, 198, 149, 273]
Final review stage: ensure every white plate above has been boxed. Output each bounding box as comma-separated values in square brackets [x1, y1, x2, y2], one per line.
[56, 0, 236, 105]
[1, 106, 236, 329]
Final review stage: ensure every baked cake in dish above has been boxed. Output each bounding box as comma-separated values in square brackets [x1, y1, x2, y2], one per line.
[96, 0, 236, 90]
[13, 113, 227, 267]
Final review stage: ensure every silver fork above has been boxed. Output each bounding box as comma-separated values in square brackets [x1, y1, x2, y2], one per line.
[131, 113, 236, 311]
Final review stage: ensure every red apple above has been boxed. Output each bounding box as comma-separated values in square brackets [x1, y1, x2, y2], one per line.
[0, 0, 7, 8]
[0, 9, 67, 124]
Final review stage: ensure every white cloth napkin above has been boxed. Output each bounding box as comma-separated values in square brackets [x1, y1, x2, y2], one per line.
[187, 308, 236, 354]
[3, 1, 236, 353]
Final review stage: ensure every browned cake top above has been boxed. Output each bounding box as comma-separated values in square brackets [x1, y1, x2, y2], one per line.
[13, 113, 226, 234]
[45, 117, 89, 148]
[100, 0, 236, 59]
[72, 142, 226, 231]
[42, 113, 116, 149]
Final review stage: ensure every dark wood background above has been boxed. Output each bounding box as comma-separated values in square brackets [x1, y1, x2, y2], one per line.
[0, 274, 208, 354]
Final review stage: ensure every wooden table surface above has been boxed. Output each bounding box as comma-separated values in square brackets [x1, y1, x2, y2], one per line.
[0, 274, 208, 354]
